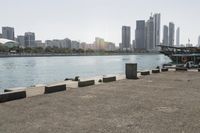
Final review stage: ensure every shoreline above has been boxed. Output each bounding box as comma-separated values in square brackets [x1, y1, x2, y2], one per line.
[0, 52, 161, 58]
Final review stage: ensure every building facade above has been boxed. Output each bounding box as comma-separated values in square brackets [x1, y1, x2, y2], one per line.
[17, 35, 25, 48]
[146, 16, 154, 51]
[135, 20, 145, 50]
[163, 25, 169, 46]
[25, 32, 35, 47]
[153, 13, 161, 48]
[2, 27, 15, 40]
[121, 26, 131, 51]
[198, 36, 200, 47]
[176, 27, 180, 47]
[169, 22, 175, 46]
[95, 37, 105, 50]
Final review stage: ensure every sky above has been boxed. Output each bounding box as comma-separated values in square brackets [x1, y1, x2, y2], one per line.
[0, 0, 200, 45]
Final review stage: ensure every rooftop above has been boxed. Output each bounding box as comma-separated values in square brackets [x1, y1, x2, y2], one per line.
[1, 71, 200, 132]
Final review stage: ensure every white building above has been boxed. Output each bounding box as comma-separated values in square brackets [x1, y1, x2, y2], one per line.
[198, 36, 200, 47]
[153, 13, 161, 48]
[169, 22, 175, 46]
[176, 27, 180, 46]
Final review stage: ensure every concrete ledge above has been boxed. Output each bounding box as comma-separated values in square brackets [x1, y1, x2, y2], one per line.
[176, 67, 187, 71]
[103, 76, 116, 83]
[78, 80, 95, 87]
[0, 91, 26, 103]
[161, 68, 169, 72]
[152, 69, 160, 73]
[45, 84, 66, 94]
[141, 71, 150, 75]
[4, 87, 26, 93]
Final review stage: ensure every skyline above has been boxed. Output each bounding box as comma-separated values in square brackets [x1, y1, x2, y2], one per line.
[0, 0, 200, 45]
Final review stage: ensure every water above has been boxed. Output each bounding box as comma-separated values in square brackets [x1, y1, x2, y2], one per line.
[0, 54, 171, 90]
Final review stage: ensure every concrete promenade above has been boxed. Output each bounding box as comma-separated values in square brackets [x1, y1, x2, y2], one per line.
[1, 71, 200, 132]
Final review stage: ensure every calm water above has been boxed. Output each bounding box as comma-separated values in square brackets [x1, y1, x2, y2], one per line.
[0, 54, 171, 90]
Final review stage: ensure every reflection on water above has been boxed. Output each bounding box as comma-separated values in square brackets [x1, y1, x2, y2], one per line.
[0, 54, 171, 90]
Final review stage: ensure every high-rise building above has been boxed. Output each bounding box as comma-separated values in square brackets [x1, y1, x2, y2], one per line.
[17, 35, 25, 48]
[135, 20, 145, 49]
[169, 22, 175, 46]
[25, 32, 35, 47]
[71, 41, 80, 50]
[95, 37, 105, 50]
[0, 33, 2, 38]
[2, 27, 15, 40]
[176, 27, 180, 46]
[198, 36, 200, 47]
[145, 16, 154, 50]
[163, 25, 169, 46]
[153, 13, 161, 48]
[121, 26, 131, 51]
[132, 40, 136, 50]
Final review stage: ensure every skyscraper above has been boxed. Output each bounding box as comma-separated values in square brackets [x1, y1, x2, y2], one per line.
[163, 25, 169, 46]
[153, 13, 161, 48]
[169, 22, 175, 46]
[135, 20, 145, 49]
[2, 27, 15, 40]
[145, 16, 154, 50]
[121, 26, 131, 51]
[176, 27, 180, 46]
[198, 36, 200, 47]
[25, 32, 35, 47]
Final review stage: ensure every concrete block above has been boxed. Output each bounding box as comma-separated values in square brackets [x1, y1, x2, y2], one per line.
[126, 63, 138, 79]
[78, 80, 95, 87]
[103, 76, 116, 83]
[0, 91, 26, 103]
[141, 71, 150, 75]
[161, 68, 168, 72]
[152, 69, 160, 73]
[45, 84, 66, 94]
[176, 67, 187, 71]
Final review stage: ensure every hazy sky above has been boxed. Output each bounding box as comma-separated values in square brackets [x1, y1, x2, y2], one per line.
[0, 0, 199, 45]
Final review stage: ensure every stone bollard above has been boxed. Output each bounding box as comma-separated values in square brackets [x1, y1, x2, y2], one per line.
[161, 68, 168, 72]
[141, 71, 150, 75]
[0, 91, 26, 103]
[78, 80, 95, 87]
[152, 69, 160, 73]
[126, 63, 138, 79]
[103, 76, 116, 83]
[45, 84, 66, 94]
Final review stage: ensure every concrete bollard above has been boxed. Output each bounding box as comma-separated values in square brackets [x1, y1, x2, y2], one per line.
[126, 63, 138, 79]
[45, 84, 66, 94]
[103, 76, 116, 83]
[161, 68, 169, 72]
[152, 69, 160, 73]
[198, 68, 200, 72]
[78, 80, 95, 87]
[141, 71, 150, 75]
[176, 67, 187, 71]
[0, 91, 26, 103]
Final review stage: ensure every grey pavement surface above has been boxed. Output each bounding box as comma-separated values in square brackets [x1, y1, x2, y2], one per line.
[1, 71, 200, 133]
